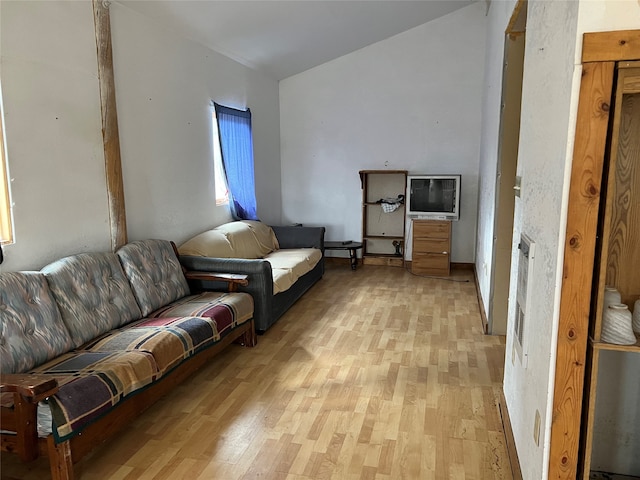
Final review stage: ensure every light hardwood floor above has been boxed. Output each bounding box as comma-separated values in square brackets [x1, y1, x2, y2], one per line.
[1, 264, 512, 480]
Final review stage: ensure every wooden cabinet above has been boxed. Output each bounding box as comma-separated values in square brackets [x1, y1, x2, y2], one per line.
[360, 170, 407, 267]
[580, 63, 640, 478]
[411, 219, 451, 276]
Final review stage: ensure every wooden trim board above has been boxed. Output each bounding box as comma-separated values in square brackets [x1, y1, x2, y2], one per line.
[499, 393, 524, 480]
[93, 0, 127, 251]
[582, 30, 640, 63]
[549, 59, 615, 480]
[473, 265, 489, 334]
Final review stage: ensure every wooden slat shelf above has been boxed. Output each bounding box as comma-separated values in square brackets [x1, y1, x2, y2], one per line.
[363, 235, 404, 240]
[591, 333, 640, 353]
[360, 170, 407, 267]
[364, 202, 404, 206]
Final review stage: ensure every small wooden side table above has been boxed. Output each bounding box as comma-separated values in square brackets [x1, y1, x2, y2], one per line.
[324, 241, 363, 270]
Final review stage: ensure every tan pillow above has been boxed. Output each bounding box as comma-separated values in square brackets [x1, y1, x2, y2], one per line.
[178, 229, 234, 257]
[243, 220, 279, 254]
[179, 221, 278, 259]
[214, 221, 267, 258]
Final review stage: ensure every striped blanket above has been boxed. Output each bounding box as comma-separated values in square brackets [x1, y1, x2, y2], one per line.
[27, 292, 253, 442]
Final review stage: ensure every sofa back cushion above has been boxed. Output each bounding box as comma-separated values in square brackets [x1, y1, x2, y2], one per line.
[116, 239, 190, 317]
[179, 220, 279, 259]
[42, 253, 142, 348]
[0, 272, 73, 373]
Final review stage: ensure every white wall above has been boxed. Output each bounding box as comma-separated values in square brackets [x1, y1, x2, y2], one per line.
[500, 1, 640, 479]
[280, 3, 487, 263]
[0, 1, 110, 272]
[110, 3, 281, 240]
[502, 1, 580, 479]
[0, 1, 281, 272]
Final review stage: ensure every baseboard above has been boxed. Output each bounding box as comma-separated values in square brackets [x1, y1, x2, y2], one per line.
[451, 262, 474, 270]
[499, 393, 524, 480]
[325, 257, 352, 266]
[362, 256, 404, 267]
[473, 265, 489, 334]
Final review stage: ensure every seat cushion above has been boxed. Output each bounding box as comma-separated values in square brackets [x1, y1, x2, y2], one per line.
[264, 248, 322, 294]
[148, 291, 254, 338]
[41, 253, 142, 349]
[0, 272, 73, 374]
[83, 320, 211, 374]
[84, 292, 253, 373]
[116, 240, 190, 317]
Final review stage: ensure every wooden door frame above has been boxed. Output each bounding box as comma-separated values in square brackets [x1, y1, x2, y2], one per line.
[548, 29, 640, 480]
[489, 30, 526, 335]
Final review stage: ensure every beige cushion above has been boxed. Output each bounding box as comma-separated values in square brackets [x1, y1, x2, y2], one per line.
[179, 221, 278, 259]
[241, 221, 280, 255]
[270, 268, 297, 295]
[178, 229, 233, 258]
[265, 248, 322, 294]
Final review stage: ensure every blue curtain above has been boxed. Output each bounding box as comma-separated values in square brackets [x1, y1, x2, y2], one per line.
[214, 103, 258, 220]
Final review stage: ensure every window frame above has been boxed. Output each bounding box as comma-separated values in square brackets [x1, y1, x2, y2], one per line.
[0, 88, 13, 246]
[211, 108, 229, 207]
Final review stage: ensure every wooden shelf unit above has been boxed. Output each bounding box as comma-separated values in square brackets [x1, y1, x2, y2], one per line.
[579, 62, 640, 479]
[411, 219, 451, 276]
[359, 170, 407, 267]
[591, 333, 640, 353]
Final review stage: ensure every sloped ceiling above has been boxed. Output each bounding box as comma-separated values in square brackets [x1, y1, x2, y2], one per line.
[119, 0, 476, 80]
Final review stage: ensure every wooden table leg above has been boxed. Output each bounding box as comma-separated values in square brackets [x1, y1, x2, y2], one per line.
[349, 248, 357, 270]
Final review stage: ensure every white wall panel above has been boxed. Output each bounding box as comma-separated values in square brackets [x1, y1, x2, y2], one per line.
[279, 3, 487, 263]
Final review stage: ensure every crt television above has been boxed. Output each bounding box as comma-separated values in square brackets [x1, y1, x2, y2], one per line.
[406, 175, 461, 221]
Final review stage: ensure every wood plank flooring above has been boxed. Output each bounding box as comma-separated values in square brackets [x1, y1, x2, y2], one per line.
[1, 265, 511, 480]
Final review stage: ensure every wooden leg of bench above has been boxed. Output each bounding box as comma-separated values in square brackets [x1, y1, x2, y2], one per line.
[47, 436, 74, 480]
[244, 321, 257, 347]
[233, 321, 257, 347]
[14, 394, 38, 461]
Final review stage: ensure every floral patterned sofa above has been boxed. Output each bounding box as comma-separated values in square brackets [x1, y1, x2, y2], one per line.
[0, 239, 255, 480]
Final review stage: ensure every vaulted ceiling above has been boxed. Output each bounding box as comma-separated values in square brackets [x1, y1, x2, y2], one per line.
[119, 0, 476, 80]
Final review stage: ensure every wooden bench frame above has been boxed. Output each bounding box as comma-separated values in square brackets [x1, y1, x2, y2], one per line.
[1, 273, 256, 480]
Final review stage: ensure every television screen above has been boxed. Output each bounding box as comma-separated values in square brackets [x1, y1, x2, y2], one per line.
[406, 175, 460, 220]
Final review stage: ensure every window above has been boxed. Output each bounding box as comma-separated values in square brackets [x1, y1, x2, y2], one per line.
[213, 103, 258, 221]
[0, 86, 13, 245]
[211, 110, 229, 206]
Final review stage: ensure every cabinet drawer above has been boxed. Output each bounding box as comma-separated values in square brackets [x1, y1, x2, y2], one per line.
[414, 237, 449, 254]
[413, 220, 450, 238]
[412, 252, 450, 276]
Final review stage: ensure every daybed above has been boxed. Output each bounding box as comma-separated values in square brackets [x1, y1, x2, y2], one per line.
[0, 239, 255, 480]
[178, 220, 325, 333]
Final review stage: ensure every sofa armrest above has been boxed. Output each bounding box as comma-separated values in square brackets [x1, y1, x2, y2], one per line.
[184, 271, 249, 292]
[270, 225, 325, 251]
[179, 256, 273, 332]
[179, 256, 271, 277]
[0, 375, 56, 462]
[1, 374, 58, 402]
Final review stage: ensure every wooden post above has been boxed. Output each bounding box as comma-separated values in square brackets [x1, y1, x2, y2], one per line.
[93, 0, 127, 251]
[549, 60, 614, 479]
[14, 394, 38, 461]
[549, 29, 640, 479]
